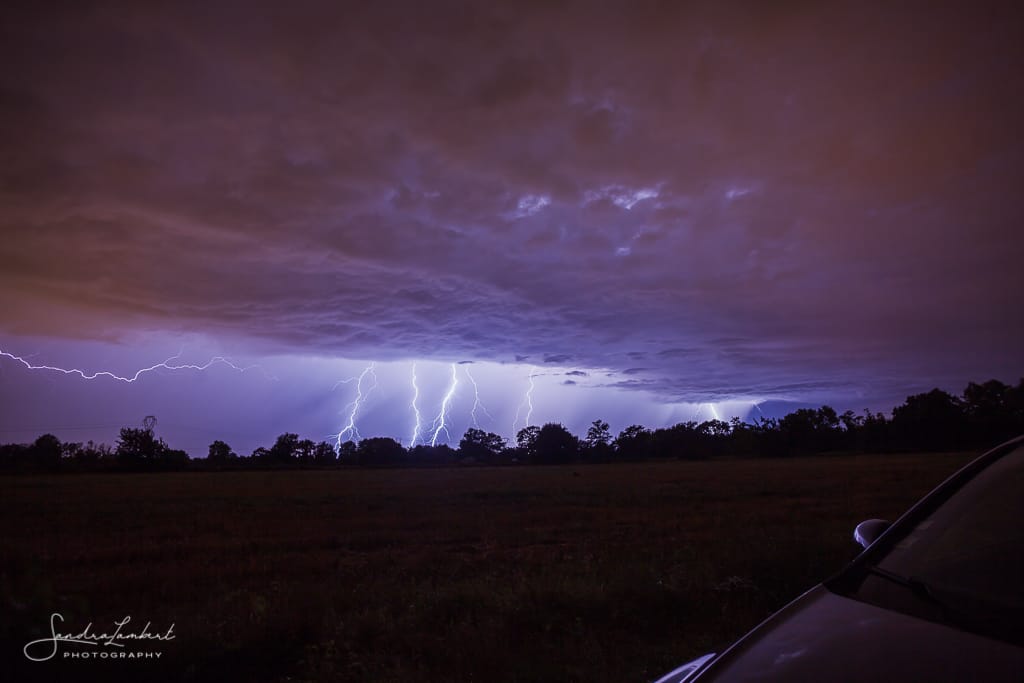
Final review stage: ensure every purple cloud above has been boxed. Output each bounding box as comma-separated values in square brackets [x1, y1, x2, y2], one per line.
[0, 0, 1020, 433]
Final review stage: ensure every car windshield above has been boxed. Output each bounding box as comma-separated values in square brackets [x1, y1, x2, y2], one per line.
[852, 444, 1024, 643]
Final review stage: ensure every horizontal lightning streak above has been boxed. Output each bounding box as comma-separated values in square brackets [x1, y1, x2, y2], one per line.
[0, 348, 266, 382]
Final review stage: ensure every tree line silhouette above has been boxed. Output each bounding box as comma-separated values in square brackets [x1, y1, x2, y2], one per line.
[2, 378, 1022, 473]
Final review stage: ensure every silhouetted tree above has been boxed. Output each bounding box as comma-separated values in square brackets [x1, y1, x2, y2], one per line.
[515, 425, 541, 461]
[839, 410, 862, 432]
[647, 421, 698, 459]
[750, 416, 785, 457]
[114, 427, 188, 470]
[61, 441, 82, 460]
[336, 440, 357, 464]
[458, 428, 506, 463]
[727, 417, 756, 455]
[31, 434, 62, 471]
[0, 443, 27, 470]
[694, 420, 732, 457]
[116, 427, 165, 461]
[778, 406, 842, 453]
[295, 438, 314, 462]
[860, 410, 890, 452]
[161, 447, 191, 470]
[208, 440, 236, 462]
[356, 437, 406, 466]
[65, 440, 112, 466]
[584, 419, 613, 460]
[697, 419, 731, 437]
[409, 444, 458, 465]
[268, 433, 300, 463]
[93, 441, 114, 460]
[614, 424, 651, 459]
[313, 441, 337, 465]
[962, 379, 1021, 444]
[533, 423, 579, 464]
[891, 389, 966, 450]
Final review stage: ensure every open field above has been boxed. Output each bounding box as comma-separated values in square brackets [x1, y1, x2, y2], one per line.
[1, 452, 976, 682]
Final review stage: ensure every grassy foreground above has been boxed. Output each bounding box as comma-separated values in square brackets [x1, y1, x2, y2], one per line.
[1, 452, 975, 682]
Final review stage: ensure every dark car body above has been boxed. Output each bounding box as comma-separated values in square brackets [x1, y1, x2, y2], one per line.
[655, 436, 1024, 682]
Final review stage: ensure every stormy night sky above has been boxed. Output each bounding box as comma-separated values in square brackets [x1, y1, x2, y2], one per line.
[1, 1, 1022, 456]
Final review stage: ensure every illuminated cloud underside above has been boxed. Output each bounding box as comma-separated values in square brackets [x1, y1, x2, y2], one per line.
[0, 2, 1021, 453]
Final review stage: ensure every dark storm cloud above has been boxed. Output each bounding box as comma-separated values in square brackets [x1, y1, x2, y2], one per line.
[2, 1, 1022, 405]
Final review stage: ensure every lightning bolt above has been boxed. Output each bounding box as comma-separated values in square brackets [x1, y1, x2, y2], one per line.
[693, 402, 720, 422]
[429, 362, 458, 447]
[409, 362, 422, 447]
[511, 366, 537, 435]
[0, 347, 267, 382]
[333, 362, 377, 446]
[463, 365, 493, 428]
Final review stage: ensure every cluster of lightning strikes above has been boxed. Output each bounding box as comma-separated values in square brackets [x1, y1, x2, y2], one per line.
[333, 362, 378, 447]
[429, 363, 459, 447]
[511, 366, 537, 435]
[4, 346, 769, 447]
[463, 365, 492, 428]
[0, 347, 261, 382]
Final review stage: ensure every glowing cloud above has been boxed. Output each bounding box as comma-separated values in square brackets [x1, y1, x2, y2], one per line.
[584, 185, 661, 210]
[515, 194, 551, 217]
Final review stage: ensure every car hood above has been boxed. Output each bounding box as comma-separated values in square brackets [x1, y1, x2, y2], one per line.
[697, 585, 1024, 682]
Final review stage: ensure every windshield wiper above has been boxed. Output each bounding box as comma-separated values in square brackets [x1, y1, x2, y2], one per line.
[865, 565, 943, 605]
[863, 564, 1024, 642]
[863, 565, 974, 629]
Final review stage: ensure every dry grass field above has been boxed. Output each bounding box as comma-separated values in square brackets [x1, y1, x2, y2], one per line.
[0, 452, 976, 682]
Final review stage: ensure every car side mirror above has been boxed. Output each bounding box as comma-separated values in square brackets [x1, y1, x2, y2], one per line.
[854, 519, 891, 549]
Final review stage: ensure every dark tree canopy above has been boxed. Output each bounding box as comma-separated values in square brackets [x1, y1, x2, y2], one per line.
[269, 433, 301, 463]
[116, 427, 165, 460]
[312, 441, 337, 464]
[614, 424, 651, 460]
[208, 440, 236, 462]
[891, 389, 967, 451]
[533, 423, 579, 464]
[459, 428, 506, 462]
[356, 437, 407, 466]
